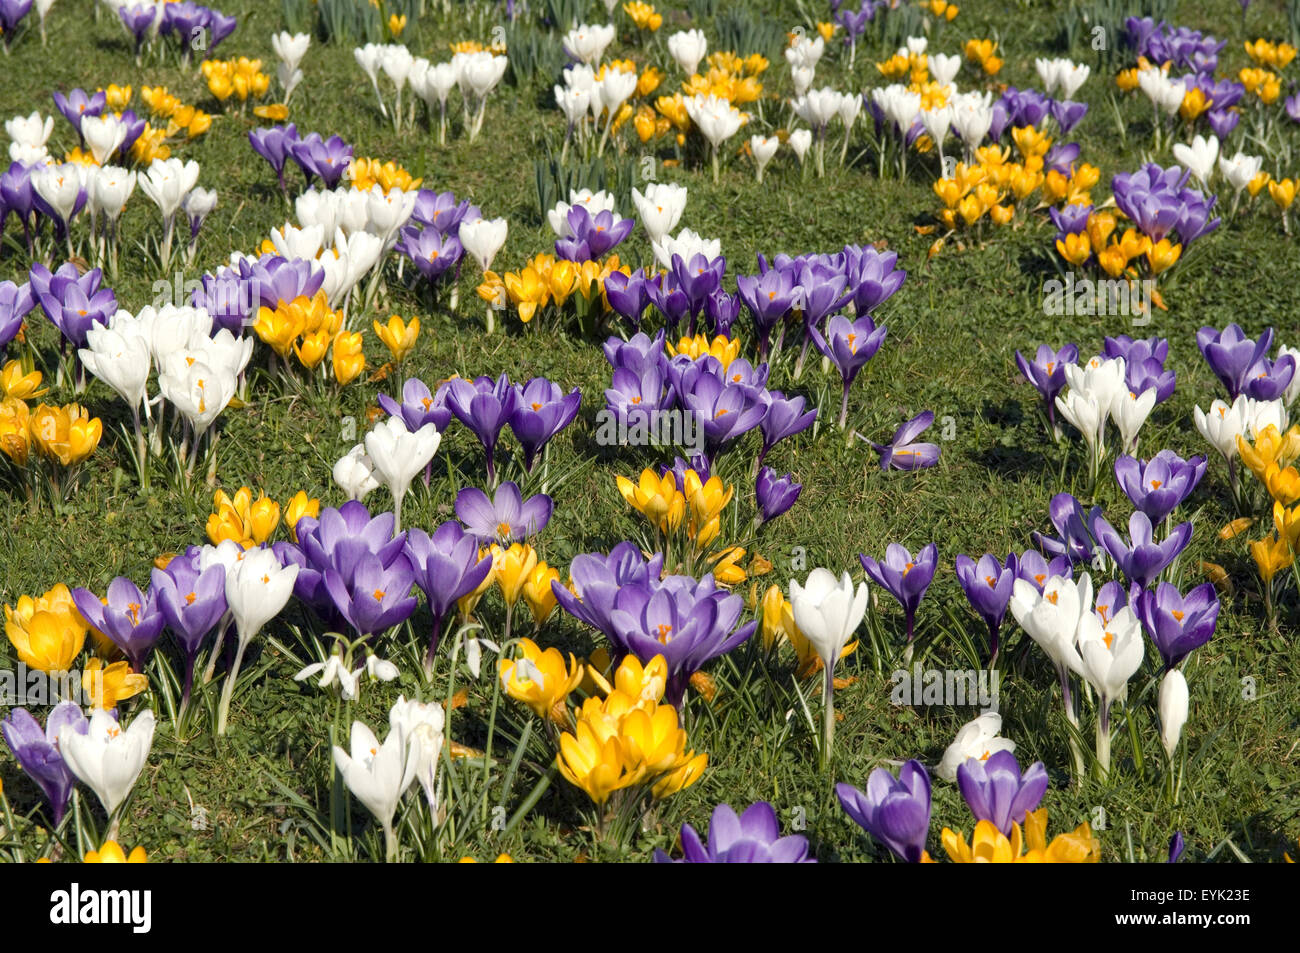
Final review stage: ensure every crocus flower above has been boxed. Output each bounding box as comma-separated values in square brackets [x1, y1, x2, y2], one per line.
[406, 521, 494, 667]
[58, 707, 155, 819]
[1242, 353, 1297, 402]
[396, 225, 462, 283]
[556, 205, 633, 261]
[218, 545, 298, 735]
[52, 88, 106, 137]
[956, 750, 1049, 837]
[248, 123, 300, 193]
[938, 711, 1018, 781]
[755, 467, 801, 525]
[455, 482, 552, 543]
[1076, 605, 1145, 771]
[1, 702, 85, 825]
[365, 416, 441, 533]
[1016, 343, 1078, 433]
[809, 314, 888, 428]
[675, 365, 768, 460]
[1092, 510, 1192, 589]
[29, 262, 117, 350]
[954, 553, 1016, 661]
[1168, 830, 1186, 863]
[508, 377, 581, 471]
[323, 547, 418, 639]
[836, 760, 931, 862]
[1114, 450, 1206, 523]
[654, 801, 815, 863]
[378, 376, 453, 435]
[603, 269, 653, 330]
[858, 542, 938, 642]
[1159, 668, 1189, 759]
[333, 717, 423, 860]
[1031, 492, 1102, 566]
[790, 568, 868, 760]
[758, 391, 816, 466]
[736, 267, 796, 358]
[1014, 549, 1072, 592]
[551, 543, 665, 643]
[1197, 324, 1273, 400]
[1135, 581, 1219, 669]
[151, 547, 226, 705]
[71, 577, 165, 672]
[444, 373, 518, 486]
[843, 244, 906, 313]
[864, 411, 941, 470]
[289, 132, 354, 189]
[0, 279, 35, 351]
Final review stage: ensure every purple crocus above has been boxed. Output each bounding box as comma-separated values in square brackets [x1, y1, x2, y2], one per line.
[322, 548, 418, 638]
[378, 376, 454, 434]
[603, 573, 755, 707]
[551, 543, 664, 645]
[1241, 353, 1296, 402]
[0, 0, 33, 48]
[29, 262, 117, 349]
[842, 244, 906, 314]
[248, 123, 300, 193]
[954, 553, 1016, 662]
[555, 205, 634, 261]
[859, 542, 938, 643]
[1015, 549, 1072, 592]
[864, 411, 941, 470]
[117, 3, 158, 57]
[1093, 511, 1193, 589]
[1050, 100, 1088, 134]
[670, 252, 726, 326]
[1196, 323, 1272, 400]
[288, 132, 354, 189]
[1114, 450, 1206, 523]
[151, 546, 227, 705]
[755, 467, 801, 525]
[397, 225, 463, 283]
[411, 189, 480, 234]
[1168, 831, 1185, 863]
[1135, 581, 1219, 669]
[455, 481, 552, 543]
[71, 577, 165, 672]
[1016, 343, 1078, 432]
[675, 364, 768, 461]
[508, 377, 581, 471]
[736, 267, 796, 359]
[292, 501, 408, 631]
[1032, 492, 1102, 566]
[52, 89, 106, 138]
[1, 702, 86, 826]
[0, 278, 34, 351]
[603, 269, 653, 331]
[253, 254, 324, 310]
[757, 391, 816, 466]
[956, 750, 1049, 837]
[406, 521, 493, 667]
[444, 373, 519, 486]
[1093, 579, 1131, 627]
[836, 760, 931, 863]
[808, 314, 888, 428]
[704, 289, 740, 337]
[653, 801, 815, 863]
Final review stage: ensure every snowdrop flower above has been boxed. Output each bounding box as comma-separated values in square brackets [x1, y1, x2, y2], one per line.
[1172, 134, 1219, 188]
[365, 416, 441, 532]
[366, 653, 400, 683]
[458, 216, 508, 273]
[460, 632, 502, 679]
[750, 134, 779, 183]
[788, 128, 813, 164]
[789, 568, 868, 760]
[295, 651, 361, 700]
[667, 28, 707, 75]
[937, 712, 1015, 782]
[631, 182, 687, 243]
[333, 443, 380, 502]
[651, 227, 721, 270]
[59, 708, 156, 821]
[81, 114, 127, 166]
[562, 23, 616, 64]
[929, 52, 961, 86]
[333, 718, 421, 859]
[1159, 669, 1188, 760]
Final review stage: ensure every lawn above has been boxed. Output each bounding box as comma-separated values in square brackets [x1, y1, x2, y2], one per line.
[0, 0, 1298, 863]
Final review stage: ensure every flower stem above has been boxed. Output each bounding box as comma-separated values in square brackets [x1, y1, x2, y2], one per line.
[216, 633, 250, 736]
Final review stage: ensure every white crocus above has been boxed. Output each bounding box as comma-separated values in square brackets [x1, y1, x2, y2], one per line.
[79, 321, 152, 460]
[81, 114, 127, 166]
[59, 708, 156, 829]
[929, 52, 961, 86]
[364, 416, 441, 532]
[631, 182, 687, 244]
[333, 442, 380, 502]
[1245, 396, 1288, 439]
[1192, 396, 1250, 462]
[650, 227, 720, 270]
[1109, 386, 1158, 455]
[750, 134, 779, 183]
[1076, 607, 1144, 774]
[218, 546, 298, 735]
[789, 568, 868, 761]
[333, 718, 421, 860]
[5, 111, 53, 150]
[788, 127, 813, 165]
[354, 43, 387, 116]
[1219, 151, 1263, 203]
[1279, 346, 1300, 406]
[561, 22, 616, 64]
[389, 695, 445, 815]
[1159, 669, 1189, 760]
[270, 222, 325, 262]
[667, 28, 707, 75]
[684, 93, 745, 182]
[937, 711, 1015, 782]
[271, 30, 310, 74]
[1172, 134, 1218, 188]
[458, 216, 508, 273]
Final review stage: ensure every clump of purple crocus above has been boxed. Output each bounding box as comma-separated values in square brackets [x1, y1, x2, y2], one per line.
[249, 123, 300, 194]
[1197, 323, 1294, 402]
[444, 373, 520, 487]
[654, 801, 815, 863]
[554, 205, 634, 261]
[1114, 450, 1206, 523]
[1105, 335, 1176, 405]
[29, 262, 117, 351]
[288, 132, 354, 190]
[508, 376, 581, 471]
[836, 759, 932, 863]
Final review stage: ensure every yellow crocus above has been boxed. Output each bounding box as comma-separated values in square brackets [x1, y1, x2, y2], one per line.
[4, 584, 87, 673]
[1055, 232, 1092, 266]
[1264, 462, 1300, 505]
[1020, 808, 1101, 862]
[1237, 425, 1300, 481]
[373, 314, 420, 362]
[457, 548, 497, 621]
[498, 637, 583, 720]
[623, 1, 662, 31]
[29, 403, 101, 466]
[82, 657, 149, 710]
[83, 841, 147, 863]
[0, 397, 31, 465]
[1145, 238, 1181, 275]
[1, 360, 45, 400]
[331, 330, 366, 385]
[616, 468, 686, 535]
[491, 543, 538, 609]
[1250, 534, 1292, 584]
[1274, 500, 1300, 551]
[521, 561, 560, 627]
[104, 84, 133, 110]
[1268, 178, 1296, 211]
[283, 491, 320, 542]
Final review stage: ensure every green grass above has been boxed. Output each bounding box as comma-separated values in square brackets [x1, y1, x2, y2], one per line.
[1, 0, 1298, 862]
